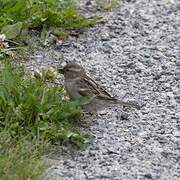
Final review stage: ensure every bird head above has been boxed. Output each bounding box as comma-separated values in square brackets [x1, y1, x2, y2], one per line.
[58, 63, 85, 79]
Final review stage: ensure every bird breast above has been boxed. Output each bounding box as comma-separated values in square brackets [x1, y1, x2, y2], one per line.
[65, 79, 82, 100]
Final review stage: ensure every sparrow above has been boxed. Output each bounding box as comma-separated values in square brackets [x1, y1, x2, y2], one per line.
[58, 63, 140, 113]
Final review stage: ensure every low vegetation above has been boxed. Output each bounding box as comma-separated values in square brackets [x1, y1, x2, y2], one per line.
[96, 0, 119, 10]
[0, 61, 93, 179]
[0, 0, 97, 179]
[0, 0, 98, 48]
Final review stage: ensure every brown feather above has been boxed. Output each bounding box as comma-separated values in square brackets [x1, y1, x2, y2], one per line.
[77, 75, 116, 101]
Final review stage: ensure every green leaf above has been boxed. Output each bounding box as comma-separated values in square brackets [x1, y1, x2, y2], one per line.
[1, 22, 23, 39]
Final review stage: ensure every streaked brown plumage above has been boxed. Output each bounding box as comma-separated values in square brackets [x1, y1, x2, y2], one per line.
[59, 63, 140, 113]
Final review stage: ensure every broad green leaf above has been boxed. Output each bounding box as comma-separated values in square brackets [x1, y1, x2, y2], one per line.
[1, 22, 23, 39]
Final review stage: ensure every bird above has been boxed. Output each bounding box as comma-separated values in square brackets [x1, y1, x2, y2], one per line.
[58, 62, 140, 114]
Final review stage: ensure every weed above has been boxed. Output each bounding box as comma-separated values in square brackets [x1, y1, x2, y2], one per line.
[0, 1, 97, 178]
[0, 0, 98, 46]
[0, 132, 47, 180]
[0, 61, 93, 179]
[96, 0, 119, 10]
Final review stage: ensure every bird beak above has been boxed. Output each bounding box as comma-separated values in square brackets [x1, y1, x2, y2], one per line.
[58, 62, 67, 74]
[58, 67, 64, 74]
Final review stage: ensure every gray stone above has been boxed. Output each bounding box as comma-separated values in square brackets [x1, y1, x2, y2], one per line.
[174, 73, 180, 81]
[23, 0, 180, 179]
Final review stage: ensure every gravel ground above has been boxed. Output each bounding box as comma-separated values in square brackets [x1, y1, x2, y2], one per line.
[26, 0, 180, 179]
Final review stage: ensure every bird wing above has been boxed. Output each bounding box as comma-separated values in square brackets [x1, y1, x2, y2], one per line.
[76, 76, 116, 101]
